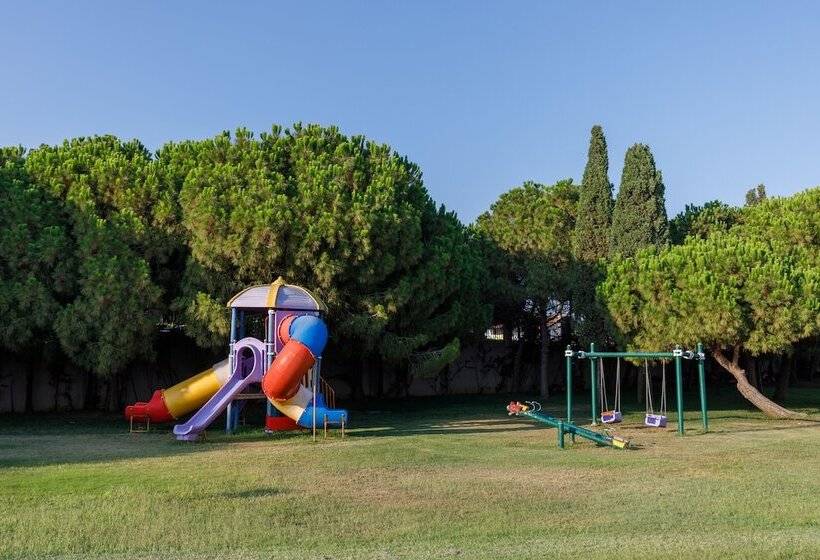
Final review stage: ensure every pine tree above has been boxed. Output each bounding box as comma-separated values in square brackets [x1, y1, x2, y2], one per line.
[609, 143, 669, 257]
[745, 183, 767, 206]
[475, 179, 579, 396]
[599, 187, 819, 418]
[572, 125, 612, 261]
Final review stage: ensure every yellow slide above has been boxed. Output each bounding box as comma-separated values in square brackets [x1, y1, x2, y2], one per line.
[124, 359, 232, 422]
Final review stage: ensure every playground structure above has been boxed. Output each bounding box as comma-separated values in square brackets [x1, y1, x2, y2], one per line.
[125, 277, 347, 440]
[565, 343, 709, 435]
[507, 401, 630, 449]
[507, 343, 709, 450]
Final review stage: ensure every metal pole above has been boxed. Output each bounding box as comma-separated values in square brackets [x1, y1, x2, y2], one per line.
[265, 310, 275, 421]
[674, 346, 684, 436]
[312, 360, 319, 442]
[228, 308, 238, 368]
[589, 342, 597, 425]
[226, 308, 238, 434]
[231, 310, 246, 434]
[582, 351, 678, 359]
[697, 342, 708, 432]
[557, 420, 565, 449]
[565, 346, 573, 424]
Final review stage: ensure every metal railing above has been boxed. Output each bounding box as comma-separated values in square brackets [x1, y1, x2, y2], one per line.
[299, 372, 336, 409]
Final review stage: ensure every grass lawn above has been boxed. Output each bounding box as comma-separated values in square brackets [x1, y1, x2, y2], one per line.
[1, 388, 819, 560]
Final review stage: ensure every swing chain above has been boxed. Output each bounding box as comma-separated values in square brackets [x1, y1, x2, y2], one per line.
[645, 360, 668, 417]
[660, 361, 667, 416]
[615, 358, 621, 413]
[645, 360, 653, 415]
[599, 357, 621, 414]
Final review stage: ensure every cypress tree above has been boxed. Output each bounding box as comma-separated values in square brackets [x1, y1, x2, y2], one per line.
[609, 143, 669, 257]
[572, 125, 612, 261]
[745, 183, 767, 206]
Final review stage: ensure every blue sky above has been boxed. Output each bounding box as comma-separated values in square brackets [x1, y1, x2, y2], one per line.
[2, 2, 819, 223]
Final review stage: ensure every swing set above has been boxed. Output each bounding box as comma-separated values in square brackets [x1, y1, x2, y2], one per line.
[565, 342, 709, 436]
[596, 358, 668, 427]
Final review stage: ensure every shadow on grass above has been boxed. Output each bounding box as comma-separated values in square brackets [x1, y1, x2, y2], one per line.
[706, 421, 820, 436]
[213, 487, 287, 499]
[1, 387, 817, 469]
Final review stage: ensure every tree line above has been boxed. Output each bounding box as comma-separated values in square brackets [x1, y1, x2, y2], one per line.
[1, 124, 817, 414]
[475, 125, 818, 417]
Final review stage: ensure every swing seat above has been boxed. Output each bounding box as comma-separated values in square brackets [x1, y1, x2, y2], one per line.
[644, 413, 667, 427]
[600, 410, 622, 424]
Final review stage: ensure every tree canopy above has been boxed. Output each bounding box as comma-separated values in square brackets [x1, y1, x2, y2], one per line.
[600, 187, 819, 417]
[162, 125, 488, 384]
[668, 200, 740, 244]
[0, 147, 71, 353]
[18, 137, 182, 376]
[1, 123, 816, 412]
[476, 179, 578, 394]
[476, 179, 578, 308]
[609, 144, 668, 257]
[572, 125, 612, 262]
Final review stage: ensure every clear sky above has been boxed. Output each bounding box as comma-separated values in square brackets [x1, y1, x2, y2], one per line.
[2, 2, 819, 223]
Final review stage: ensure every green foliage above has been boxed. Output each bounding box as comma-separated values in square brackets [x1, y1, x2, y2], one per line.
[570, 125, 614, 344]
[475, 179, 578, 332]
[600, 188, 819, 355]
[0, 147, 71, 351]
[572, 125, 613, 262]
[745, 183, 767, 206]
[0, 126, 487, 382]
[669, 200, 741, 244]
[22, 137, 182, 376]
[609, 144, 669, 257]
[162, 125, 488, 365]
[408, 338, 461, 379]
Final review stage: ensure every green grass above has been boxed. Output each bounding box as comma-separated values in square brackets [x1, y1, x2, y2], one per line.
[1, 389, 819, 560]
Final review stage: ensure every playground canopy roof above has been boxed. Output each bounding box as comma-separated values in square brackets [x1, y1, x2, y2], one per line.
[227, 277, 327, 312]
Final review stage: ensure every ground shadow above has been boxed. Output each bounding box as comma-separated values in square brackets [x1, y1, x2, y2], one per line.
[1, 387, 817, 468]
[213, 487, 286, 499]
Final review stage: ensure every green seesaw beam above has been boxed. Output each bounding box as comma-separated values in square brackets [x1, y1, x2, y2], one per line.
[507, 402, 629, 449]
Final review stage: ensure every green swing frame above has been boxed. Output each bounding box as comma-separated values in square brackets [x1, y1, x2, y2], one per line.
[564, 342, 709, 435]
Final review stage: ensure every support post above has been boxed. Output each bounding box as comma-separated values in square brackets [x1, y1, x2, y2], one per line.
[565, 346, 573, 424]
[228, 308, 238, 371]
[589, 342, 597, 425]
[226, 308, 238, 434]
[697, 342, 708, 432]
[312, 358, 320, 442]
[265, 310, 275, 422]
[557, 420, 565, 449]
[674, 346, 684, 436]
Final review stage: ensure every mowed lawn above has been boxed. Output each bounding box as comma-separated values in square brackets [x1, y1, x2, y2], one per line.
[1, 389, 819, 560]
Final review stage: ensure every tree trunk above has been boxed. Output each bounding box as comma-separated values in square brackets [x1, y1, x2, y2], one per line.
[773, 354, 791, 403]
[636, 363, 644, 404]
[85, 371, 99, 411]
[512, 332, 524, 392]
[25, 366, 34, 413]
[539, 313, 549, 398]
[712, 346, 804, 418]
[746, 354, 759, 390]
[503, 324, 514, 349]
[438, 363, 451, 395]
